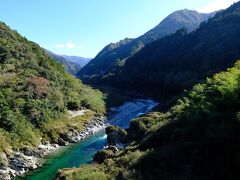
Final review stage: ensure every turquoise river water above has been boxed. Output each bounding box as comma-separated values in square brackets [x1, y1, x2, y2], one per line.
[17, 99, 158, 180]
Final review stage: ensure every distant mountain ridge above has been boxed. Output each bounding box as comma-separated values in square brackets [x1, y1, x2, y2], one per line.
[61, 55, 91, 67]
[77, 9, 216, 81]
[57, 2, 240, 180]
[46, 50, 82, 75]
[102, 2, 240, 104]
[46, 51, 92, 75]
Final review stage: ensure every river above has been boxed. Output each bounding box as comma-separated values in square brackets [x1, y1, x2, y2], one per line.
[17, 99, 158, 180]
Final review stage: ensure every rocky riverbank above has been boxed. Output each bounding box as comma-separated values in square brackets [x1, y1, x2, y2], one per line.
[0, 115, 107, 180]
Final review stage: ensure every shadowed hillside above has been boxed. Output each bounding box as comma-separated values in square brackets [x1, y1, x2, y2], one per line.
[78, 10, 215, 83]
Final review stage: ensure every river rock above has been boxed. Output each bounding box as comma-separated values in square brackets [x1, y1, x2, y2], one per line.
[0, 114, 107, 179]
[0, 170, 11, 180]
[34, 148, 45, 158]
[42, 141, 50, 145]
[22, 147, 34, 157]
[105, 145, 119, 153]
[0, 152, 9, 170]
[8, 153, 37, 174]
[58, 138, 69, 146]
[60, 129, 79, 143]
[105, 126, 127, 145]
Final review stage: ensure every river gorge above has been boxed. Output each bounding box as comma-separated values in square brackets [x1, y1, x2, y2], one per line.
[16, 99, 158, 180]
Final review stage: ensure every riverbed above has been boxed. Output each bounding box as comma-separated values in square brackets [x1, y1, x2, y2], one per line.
[17, 99, 158, 180]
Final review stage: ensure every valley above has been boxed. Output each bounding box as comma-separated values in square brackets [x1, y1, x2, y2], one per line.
[0, 1, 240, 180]
[16, 99, 157, 180]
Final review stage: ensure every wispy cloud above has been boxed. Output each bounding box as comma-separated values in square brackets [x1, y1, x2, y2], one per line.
[43, 42, 82, 49]
[198, 0, 237, 13]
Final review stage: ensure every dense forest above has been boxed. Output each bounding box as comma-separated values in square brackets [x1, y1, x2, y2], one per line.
[1, 1, 240, 180]
[58, 60, 240, 180]
[78, 10, 215, 83]
[85, 2, 240, 108]
[57, 2, 240, 180]
[0, 22, 105, 153]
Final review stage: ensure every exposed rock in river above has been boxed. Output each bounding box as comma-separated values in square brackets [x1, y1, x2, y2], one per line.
[0, 115, 106, 179]
[105, 125, 127, 146]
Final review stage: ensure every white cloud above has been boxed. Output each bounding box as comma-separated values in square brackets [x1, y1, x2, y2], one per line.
[198, 0, 238, 13]
[66, 42, 75, 49]
[45, 42, 82, 49]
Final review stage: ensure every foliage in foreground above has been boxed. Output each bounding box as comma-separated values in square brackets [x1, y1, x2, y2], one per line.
[58, 61, 240, 180]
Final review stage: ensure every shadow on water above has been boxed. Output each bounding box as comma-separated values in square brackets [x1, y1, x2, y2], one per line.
[16, 99, 157, 180]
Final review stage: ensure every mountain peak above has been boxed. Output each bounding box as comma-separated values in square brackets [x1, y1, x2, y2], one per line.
[77, 9, 215, 80]
[145, 9, 215, 38]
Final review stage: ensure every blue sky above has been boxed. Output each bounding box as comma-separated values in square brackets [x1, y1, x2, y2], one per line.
[0, 0, 237, 57]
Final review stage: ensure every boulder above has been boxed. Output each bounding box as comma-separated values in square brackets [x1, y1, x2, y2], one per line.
[22, 147, 34, 156]
[0, 170, 11, 180]
[60, 129, 79, 143]
[0, 152, 8, 170]
[105, 126, 127, 145]
[9, 153, 37, 171]
[58, 138, 68, 146]
[34, 148, 45, 158]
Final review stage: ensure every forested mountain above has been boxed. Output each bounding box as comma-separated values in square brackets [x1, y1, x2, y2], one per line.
[141, 9, 216, 41]
[100, 2, 240, 105]
[0, 22, 105, 153]
[46, 50, 82, 75]
[59, 60, 240, 180]
[77, 9, 215, 82]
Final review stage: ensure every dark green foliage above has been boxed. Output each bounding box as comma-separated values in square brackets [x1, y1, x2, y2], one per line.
[93, 149, 115, 164]
[54, 3, 240, 179]
[96, 2, 240, 107]
[0, 22, 106, 152]
[128, 112, 169, 141]
[135, 61, 240, 180]
[78, 10, 214, 83]
[105, 125, 127, 135]
[61, 60, 240, 179]
[78, 38, 134, 81]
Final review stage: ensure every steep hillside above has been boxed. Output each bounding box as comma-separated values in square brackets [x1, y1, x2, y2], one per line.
[0, 22, 105, 153]
[78, 10, 214, 82]
[104, 2, 240, 105]
[46, 50, 82, 75]
[57, 60, 240, 180]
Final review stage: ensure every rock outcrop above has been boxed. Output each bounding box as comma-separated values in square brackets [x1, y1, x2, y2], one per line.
[105, 126, 127, 146]
[0, 115, 106, 179]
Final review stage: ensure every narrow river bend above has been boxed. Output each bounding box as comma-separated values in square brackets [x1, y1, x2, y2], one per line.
[18, 99, 158, 180]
